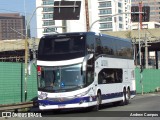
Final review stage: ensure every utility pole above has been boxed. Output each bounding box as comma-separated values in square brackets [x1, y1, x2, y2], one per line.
[24, 26, 29, 101]
[62, 0, 67, 33]
[138, 2, 142, 66]
[138, 2, 143, 95]
[32, 37, 36, 60]
[145, 33, 148, 69]
[139, 2, 143, 30]
[85, 0, 90, 32]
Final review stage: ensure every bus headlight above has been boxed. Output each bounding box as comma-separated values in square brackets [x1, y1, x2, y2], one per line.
[38, 92, 48, 100]
[75, 88, 91, 97]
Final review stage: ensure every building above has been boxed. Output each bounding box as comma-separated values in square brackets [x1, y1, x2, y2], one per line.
[132, 21, 160, 30]
[36, 0, 99, 38]
[0, 13, 25, 40]
[36, 0, 55, 38]
[132, 0, 160, 22]
[36, 0, 131, 38]
[98, 0, 131, 32]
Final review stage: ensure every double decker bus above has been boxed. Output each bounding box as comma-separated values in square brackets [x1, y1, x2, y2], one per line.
[37, 32, 136, 111]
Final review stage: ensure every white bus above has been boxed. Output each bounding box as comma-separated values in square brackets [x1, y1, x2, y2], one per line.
[37, 32, 136, 111]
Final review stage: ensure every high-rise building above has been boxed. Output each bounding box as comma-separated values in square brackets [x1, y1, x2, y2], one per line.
[98, 0, 131, 31]
[36, 0, 55, 38]
[36, 0, 131, 38]
[132, 0, 160, 22]
[0, 13, 25, 40]
[36, 0, 98, 38]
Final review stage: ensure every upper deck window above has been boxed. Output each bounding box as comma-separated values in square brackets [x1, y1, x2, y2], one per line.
[38, 34, 86, 61]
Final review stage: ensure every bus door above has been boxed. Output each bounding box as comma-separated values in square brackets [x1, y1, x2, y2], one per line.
[86, 34, 96, 90]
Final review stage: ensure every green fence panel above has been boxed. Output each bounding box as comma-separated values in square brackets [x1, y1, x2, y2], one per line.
[135, 68, 160, 93]
[1, 62, 160, 104]
[135, 68, 141, 93]
[0, 62, 22, 104]
[0, 62, 37, 105]
[26, 64, 38, 101]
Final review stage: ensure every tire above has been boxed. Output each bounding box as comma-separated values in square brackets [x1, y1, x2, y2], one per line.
[126, 88, 130, 104]
[121, 89, 128, 106]
[92, 92, 101, 111]
[114, 89, 130, 106]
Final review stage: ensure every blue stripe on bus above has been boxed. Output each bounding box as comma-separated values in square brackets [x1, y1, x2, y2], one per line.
[38, 96, 90, 105]
[101, 92, 123, 100]
[38, 90, 136, 106]
[100, 90, 136, 101]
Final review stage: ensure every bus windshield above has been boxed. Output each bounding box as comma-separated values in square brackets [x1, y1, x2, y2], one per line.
[38, 64, 85, 92]
[38, 35, 85, 61]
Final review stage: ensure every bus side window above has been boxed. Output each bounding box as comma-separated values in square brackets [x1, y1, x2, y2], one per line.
[98, 70, 108, 84]
[95, 38, 102, 55]
[98, 69, 123, 84]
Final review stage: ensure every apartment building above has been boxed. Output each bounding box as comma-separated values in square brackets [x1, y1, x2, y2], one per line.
[36, 0, 131, 38]
[98, 0, 131, 31]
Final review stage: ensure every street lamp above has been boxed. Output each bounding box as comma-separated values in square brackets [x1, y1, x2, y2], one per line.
[24, 5, 44, 101]
[24, 5, 49, 101]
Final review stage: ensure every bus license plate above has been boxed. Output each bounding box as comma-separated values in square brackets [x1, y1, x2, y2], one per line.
[58, 105, 65, 108]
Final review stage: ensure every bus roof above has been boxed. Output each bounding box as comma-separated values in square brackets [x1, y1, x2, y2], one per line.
[42, 32, 131, 42]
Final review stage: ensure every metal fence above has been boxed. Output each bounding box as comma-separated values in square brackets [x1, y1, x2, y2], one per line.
[0, 62, 160, 105]
[0, 62, 37, 105]
[135, 68, 160, 93]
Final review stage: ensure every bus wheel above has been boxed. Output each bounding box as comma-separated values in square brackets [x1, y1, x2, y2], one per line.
[126, 88, 130, 104]
[93, 92, 101, 111]
[113, 89, 127, 106]
[121, 89, 128, 106]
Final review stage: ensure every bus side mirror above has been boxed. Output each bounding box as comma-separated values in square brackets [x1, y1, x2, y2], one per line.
[81, 54, 94, 74]
[81, 66, 83, 75]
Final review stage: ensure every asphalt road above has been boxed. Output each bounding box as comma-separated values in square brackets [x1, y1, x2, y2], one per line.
[1, 93, 160, 120]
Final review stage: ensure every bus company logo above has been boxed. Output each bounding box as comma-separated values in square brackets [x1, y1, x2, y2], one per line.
[2, 112, 12, 117]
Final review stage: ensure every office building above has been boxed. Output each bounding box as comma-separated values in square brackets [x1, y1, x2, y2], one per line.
[0, 13, 25, 40]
